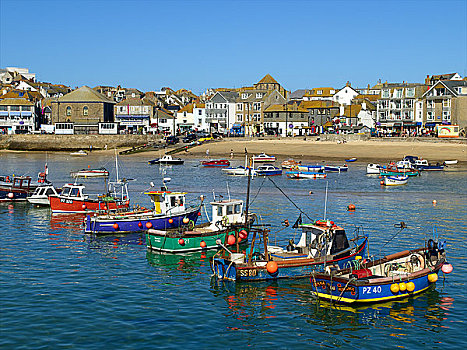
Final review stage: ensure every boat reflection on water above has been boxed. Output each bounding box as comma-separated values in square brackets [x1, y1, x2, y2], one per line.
[50, 213, 86, 232]
[146, 250, 216, 275]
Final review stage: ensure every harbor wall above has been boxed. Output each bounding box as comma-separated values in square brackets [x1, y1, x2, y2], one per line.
[0, 134, 163, 151]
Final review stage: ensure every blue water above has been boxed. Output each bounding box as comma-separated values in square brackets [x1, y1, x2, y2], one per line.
[1, 152, 466, 349]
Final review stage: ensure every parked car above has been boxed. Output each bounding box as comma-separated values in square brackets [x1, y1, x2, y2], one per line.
[183, 134, 197, 143]
[165, 136, 179, 145]
[198, 136, 213, 143]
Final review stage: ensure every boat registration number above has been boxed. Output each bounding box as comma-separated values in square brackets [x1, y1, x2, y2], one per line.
[362, 286, 382, 294]
[240, 269, 257, 277]
[60, 199, 73, 204]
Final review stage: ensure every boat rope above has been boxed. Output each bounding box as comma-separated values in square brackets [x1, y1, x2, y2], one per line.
[310, 271, 319, 298]
[336, 276, 356, 303]
[248, 175, 266, 206]
[267, 177, 313, 221]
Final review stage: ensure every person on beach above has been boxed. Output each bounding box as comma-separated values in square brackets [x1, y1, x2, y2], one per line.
[230, 149, 234, 159]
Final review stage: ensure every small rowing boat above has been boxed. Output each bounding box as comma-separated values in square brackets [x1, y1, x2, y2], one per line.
[381, 175, 408, 186]
[201, 159, 230, 167]
[70, 150, 88, 156]
[286, 171, 327, 179]
[70, 168, 109, 178]
[345, 157, 357, 162]
[252, 153, 276, 162]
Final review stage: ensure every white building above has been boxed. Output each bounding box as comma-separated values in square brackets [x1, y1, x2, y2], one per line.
[332, 83, 359, 106]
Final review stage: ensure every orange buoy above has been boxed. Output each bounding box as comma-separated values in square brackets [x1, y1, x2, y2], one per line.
[200, 240, 206, 248]
[406, 281, 415, 292]
[7, 193, 14, 199]
[82, 204, 86, 209]
[227, 235, 236, 245]
[432, 200, 437, 205]
[239, 230, 247, 239]
[428, 273, 438, 283]
[183, 217, 189, 224]
[390, 283, 400, 294]
[347, 204, 356, 211]
[399, 282, 407, 292]
[380, 181, 384, 185]
[168, 218, 174, 224]
[112, 223, 119, 230]
[179, 238, 185, 246]
[146, 222, 153, 229]
[266, 261, 278, 274]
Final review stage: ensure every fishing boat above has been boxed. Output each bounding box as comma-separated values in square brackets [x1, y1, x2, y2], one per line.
[366, 164, 384, 174]
[345, 157, 357, 162]
[148, 155, 184, 165]
[70, 168, 109, 178]
[85, 183, 202, 234]
[27, 185, 60, 206]
[444, 160, 458, 165]
[286, 171, 327, 179]
[70, 150, 88, 156]
[201, 159, 230, 167]
[254, 164, 282, 176]
[222, 153, 255, 176]
[146, 198, 255, 253]
[413, 159, 444, 171]
[381, 175, 408, 186]
[309, 238, 451, 304]
[211, 219, 368, 282]
[325, 164, 348, 172]
[380, 166, 419, 177]
[281, 159, 301, 169]
[252, 153, 276, 162]
[0, 176, 36, 201]
[292, 164, 325, 172]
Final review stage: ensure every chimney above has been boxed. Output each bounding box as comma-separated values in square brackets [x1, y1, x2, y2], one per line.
[346, 81, 350, 87]
[425, 75, 430, 85]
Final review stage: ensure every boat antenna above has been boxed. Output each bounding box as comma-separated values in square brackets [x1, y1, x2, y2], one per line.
[323, 181, 328, 220]
[115, 148, 119, 182]
[244, 163, 252, 228]
[212, 189, 215, 201]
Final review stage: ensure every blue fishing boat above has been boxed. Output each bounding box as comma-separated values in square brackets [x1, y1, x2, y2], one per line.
[292, 164, 325, 172]
[345, 157, 357, 162]
[85, 186, 202, 234]
[309, 238, 451, 304]
[212, 219, 368, 282]
[254, 164, 282, 176]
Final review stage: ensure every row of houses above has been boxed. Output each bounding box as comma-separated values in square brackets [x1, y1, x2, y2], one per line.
[0, 68, 466, 137]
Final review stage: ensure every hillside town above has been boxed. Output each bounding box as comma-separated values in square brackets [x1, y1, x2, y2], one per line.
[0, 67, 466, 138]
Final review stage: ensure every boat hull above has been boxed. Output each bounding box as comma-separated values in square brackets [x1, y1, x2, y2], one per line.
[0, 187, 33, 201]
[325, 166, 348, 172]
[212, 237, 368, 282]
[50, 196, 129, 213]
[255, 170, 282, 176]
[382, 176, 408, 186]
[85, 206, 201, 234]
[286, 171, 326, 179]
[201, 160, 230, 167]
[380, 170, 419, 177]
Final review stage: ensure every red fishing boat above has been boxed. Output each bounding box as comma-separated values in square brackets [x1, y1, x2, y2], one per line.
[200, 159, 230, 167]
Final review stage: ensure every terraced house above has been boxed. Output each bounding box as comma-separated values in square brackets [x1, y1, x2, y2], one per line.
[115, 97, 154, 134]
[0, 97, 37, 134]
[376, 83, 428, 134]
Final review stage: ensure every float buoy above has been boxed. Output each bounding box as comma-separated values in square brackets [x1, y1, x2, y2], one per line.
[406, 281, 415, 292]
[399, 282, 407, 292]
[198, 212, 201, 216]
[200, 240, 206, 248]
[113, 223, 119, 230]
[82, 204, 86, 210]
[178, 238, 185, 246]
[138, 222, 143, 228]
[441, 263, 453, 274]
[390, 283, 400, 294]
[239, 230, 247, 240]
[7, 193, 14, 199]
[145, 222, 153, 229]
[347, 204, 356, 211]
[432, 200, 437, 205]
[266, 261, 278, 274]
[227, 235, 236, 245]
[183, 217, 189, 224]
[168, 218, 174, 224]
[380, 181, 384, 185]
[428, 273, 438, 283]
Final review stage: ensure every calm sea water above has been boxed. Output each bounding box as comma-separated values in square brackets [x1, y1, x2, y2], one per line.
[0, 152, 466, 349]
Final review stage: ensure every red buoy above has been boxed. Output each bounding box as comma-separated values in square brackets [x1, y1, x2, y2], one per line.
[179, 238, 185, 246]
[138, 222, 143, 228]
[146, 222, 153, 229]
[227, 235, 236, 245]
[168, 218, 174, 224]
[266, 261, 278, 274]
[200, 240, 207, 248]
[197, 212, 201, 216]
[239, 230, 247, 239]
[347, 204, 356, 211]
[112, 223, 119, 230]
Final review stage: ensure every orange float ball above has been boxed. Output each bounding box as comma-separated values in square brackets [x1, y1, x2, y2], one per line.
[428, 273, 438, 283]
[239, 230, 247, 239]
[183, 217, 189, 224]
[347, 204, 356, 211]
[200, 240, 206, 248]
[227, 235, 236, 245]
[390, 283, 400, 294]
[178, 238, 185, 246]
[82, 204, 86, 209]
[168, 218, 174, 224]
[399, 282, 407, 292]
[266, 261, 278, 274]
[380, 181, 384, 185]
[112, 223, 119, 230]
[406, 281, 415, 292]
[146, 222, 153, 229]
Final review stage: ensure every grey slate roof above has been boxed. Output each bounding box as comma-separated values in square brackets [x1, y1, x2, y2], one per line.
[57, 86, 115, 103]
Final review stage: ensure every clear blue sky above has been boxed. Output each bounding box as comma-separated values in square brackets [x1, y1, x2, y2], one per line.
[1, 0, 466, 94]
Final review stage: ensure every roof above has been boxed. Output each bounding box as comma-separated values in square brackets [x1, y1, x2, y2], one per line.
[289, 89, 309, 99]
[257, 74, 278, 84]
[353, 94, 380, 101]
[57, 86, 115, 103]
[0, 98, 34, 106]
[300, 100, 340, 109]
[178, 103, 194, 113]
[116, 97, 152, 106]
[264, 103, 308, 113]
[304, 87, 336, 97]
[341, 105, 362, 117]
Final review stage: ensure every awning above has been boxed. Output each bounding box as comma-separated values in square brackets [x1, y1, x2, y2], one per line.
[232, 124, 242, 128]
[425, 123, 438, 127]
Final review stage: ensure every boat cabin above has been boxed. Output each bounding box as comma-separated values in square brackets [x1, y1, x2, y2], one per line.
[292, 222, 350, 258]
[145, 191, 188, 215]
[59, 184, 87, 200]
[210, 199, 244, 226]
[31, 185, 58, 197]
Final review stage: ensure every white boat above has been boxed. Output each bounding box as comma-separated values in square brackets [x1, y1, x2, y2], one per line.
[366, 163, 383, 174]
[222, 153, 256, 176]
[281, 159, 301, 169]
[444, 160, 458, 165]
[252, 153, 276, 162]
[148, 155, 184, 165]
[286, 171, 327, 179]
[382, 175, 408, 186]
[70, 168, 109, 178]
[254, 164, 282, 176]
[70, 150, 88, 156]
[27, 185, 60, 206]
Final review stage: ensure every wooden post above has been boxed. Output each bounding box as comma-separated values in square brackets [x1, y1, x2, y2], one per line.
[263, 229, 269, 262]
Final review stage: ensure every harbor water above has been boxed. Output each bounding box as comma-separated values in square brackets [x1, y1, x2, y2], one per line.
[1, 152, 466, 349]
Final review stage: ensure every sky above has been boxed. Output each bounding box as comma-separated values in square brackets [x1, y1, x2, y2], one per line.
[1, 0, 466, 94]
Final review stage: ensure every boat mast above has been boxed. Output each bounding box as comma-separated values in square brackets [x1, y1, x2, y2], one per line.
[323, 181, 328, 220]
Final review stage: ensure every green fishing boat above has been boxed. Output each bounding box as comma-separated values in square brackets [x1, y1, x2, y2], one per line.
[380, 166, 420, 177]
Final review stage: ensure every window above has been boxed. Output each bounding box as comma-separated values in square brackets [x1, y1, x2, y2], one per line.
[330, 90, 335, 94]
[443, 99, 451, 107]
[237, 114, 243, 122]
[395, 89, 403, 98]
[21, 106, 31, 111]
[198, 110, 202, 115]
[217, 206, 223, 216]
[427, 100, 435, 109]
[83, 106, 88, 116]
[0, 106, 7, 111]
[256, 93, 263, 98]
[381, 89, 390, 98]
[11, 106, 20, 111]
[442, 111, 451, 120]
[427, 111, 434, 120]
[237, 103, 243, 111]
[317, 90, 323, 95]
[66, 106, 71, 116]
[242, 93, 248, 99]
[406, 88, 415, 97]
[226, 205, 233, 215]
[160, 118, 167, 123]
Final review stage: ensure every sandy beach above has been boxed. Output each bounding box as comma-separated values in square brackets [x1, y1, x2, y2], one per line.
[137, 139, 467, 164]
